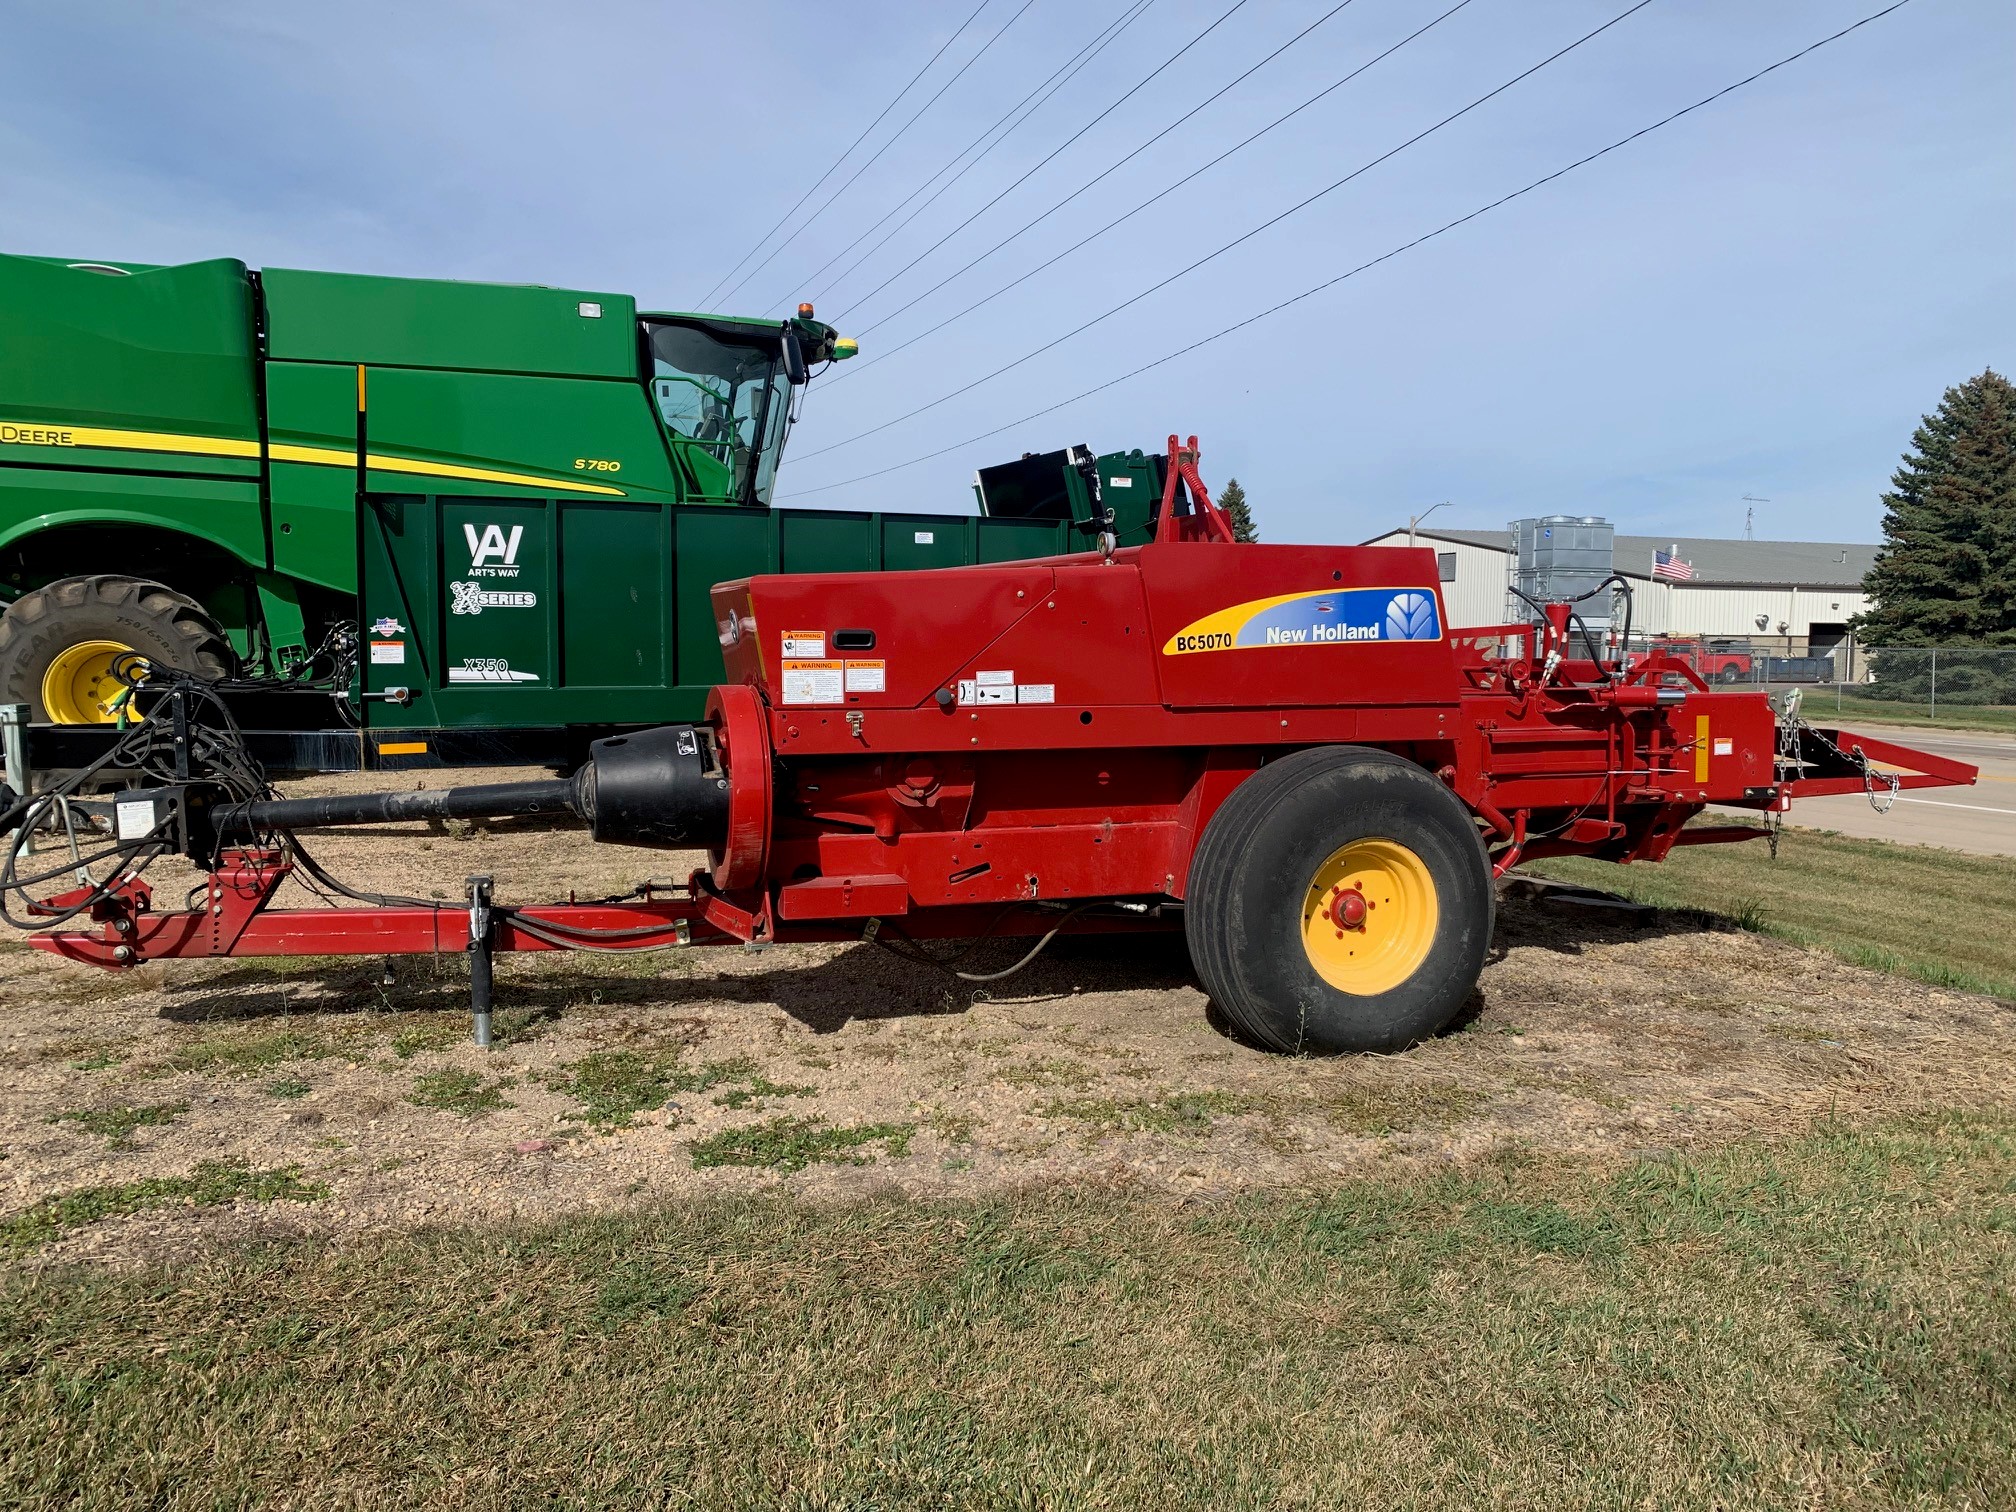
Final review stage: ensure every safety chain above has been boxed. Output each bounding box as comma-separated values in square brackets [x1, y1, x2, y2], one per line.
[1776, 695, 1899, 815]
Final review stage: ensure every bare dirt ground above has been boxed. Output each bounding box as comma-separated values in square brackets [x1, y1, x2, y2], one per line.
[4, 769, 2013, 1267]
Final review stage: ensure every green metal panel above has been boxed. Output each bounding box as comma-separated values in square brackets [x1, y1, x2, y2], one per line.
[264, 361, 684, 593]
[670, 508, 772, 689]
[1096, 449, 1162, 545]
[0, 466, 265, 569]
[0, 253, 260, 488]
[976, 518, 1072, 563]
[359, 494, 1079, 733]
[262, 269, 638, 379]
[559, 502, 665, 688]
[880, 514, 975, 571]
[438, 498, 552, 693]
[264, 360, 363, 590]
[777, 511, 877, 574]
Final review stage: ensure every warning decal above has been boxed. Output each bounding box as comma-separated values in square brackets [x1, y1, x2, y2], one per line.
[782, 630, 827, 659]
[843, 660, 886, 693]
[781, 660, 844, 705]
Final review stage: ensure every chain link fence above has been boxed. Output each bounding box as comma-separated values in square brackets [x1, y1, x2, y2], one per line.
[1625, 636, 2013, 728]
[1843, 644, 2016, 727]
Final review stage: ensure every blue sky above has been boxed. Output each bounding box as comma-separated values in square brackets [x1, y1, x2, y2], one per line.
[4, 0, 2009, 544]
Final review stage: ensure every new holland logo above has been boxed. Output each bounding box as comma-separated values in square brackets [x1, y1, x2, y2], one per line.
[1163, 587, 1443, 655]
[450, 581, 537, 615]
[1384, 592, 1437, 641]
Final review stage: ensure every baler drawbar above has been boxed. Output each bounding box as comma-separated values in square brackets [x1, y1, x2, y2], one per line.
[3, 439, 1977, 1054]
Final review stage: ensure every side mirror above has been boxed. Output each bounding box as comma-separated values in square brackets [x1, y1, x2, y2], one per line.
[782, 333, 809, 386]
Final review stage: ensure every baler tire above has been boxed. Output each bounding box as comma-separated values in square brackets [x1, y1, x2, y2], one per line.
[0, 575, 232, 724]
[1186, 746, 1492, 1054]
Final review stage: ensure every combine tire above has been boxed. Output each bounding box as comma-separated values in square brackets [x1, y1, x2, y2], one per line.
[1186, 746, 1493, 1054]
[0, 575, 231, 724]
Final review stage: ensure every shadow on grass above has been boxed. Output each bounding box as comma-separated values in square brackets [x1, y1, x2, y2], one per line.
[139, 895, 1733, 1044]
[149, 929, 1202, 1037]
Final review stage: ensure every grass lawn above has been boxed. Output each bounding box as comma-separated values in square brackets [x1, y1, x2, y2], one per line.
[1815, 691, 2016, 735]
[3, 1110, 2013, 1508]
[1525, 821, 2016, 1000]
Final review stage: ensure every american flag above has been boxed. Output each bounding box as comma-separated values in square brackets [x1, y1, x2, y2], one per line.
[1653, 547, 1695, 581]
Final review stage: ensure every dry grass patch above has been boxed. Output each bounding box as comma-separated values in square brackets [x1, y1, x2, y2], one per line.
[2, 1111, 2011, 1507]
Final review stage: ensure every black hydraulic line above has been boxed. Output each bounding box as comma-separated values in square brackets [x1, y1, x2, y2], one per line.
[221, 778, 581, 836]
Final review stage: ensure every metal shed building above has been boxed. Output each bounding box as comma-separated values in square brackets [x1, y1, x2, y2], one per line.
[1361, 527, 1876, 658]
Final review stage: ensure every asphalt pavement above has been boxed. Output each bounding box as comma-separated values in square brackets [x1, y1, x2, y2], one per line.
[1753, 725, 2016, 857]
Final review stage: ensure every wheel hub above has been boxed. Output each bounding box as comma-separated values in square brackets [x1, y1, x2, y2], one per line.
[1329, 886, 1368, 930]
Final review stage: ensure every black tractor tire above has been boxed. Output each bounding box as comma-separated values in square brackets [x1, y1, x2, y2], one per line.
[1185, 746, 1493, 1054]
[0, 575, 232, 723]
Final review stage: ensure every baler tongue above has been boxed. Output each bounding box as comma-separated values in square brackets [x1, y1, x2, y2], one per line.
[1780, 724, 1980, 807]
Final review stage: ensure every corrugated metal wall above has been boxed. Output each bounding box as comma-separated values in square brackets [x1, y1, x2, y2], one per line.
[1365, 531, 1867, 638]
[1633, 582, 1868, 637]
[1364, 532, 1511, 628]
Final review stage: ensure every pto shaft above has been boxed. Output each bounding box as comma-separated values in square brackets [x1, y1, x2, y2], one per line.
[214, 724, 731, 852]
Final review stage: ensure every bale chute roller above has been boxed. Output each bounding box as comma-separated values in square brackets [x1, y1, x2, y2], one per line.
[4, 438, 1976, 1054]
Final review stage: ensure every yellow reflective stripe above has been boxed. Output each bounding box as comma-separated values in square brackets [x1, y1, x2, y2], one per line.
[0, 419, 259, 459]
[1160, 592, 1317, 654]
[267, 442, 626, 497]
[3, 417, 627, 497]
[1695, 715, 1711, 782]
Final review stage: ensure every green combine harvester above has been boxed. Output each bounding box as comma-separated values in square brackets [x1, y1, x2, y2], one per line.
[0, 254, 1155, 769]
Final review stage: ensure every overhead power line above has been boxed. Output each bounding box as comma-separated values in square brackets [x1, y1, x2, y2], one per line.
[837, 0, 1380, 336]
[697, 0, 992, 310]
[831, 0, 1257, 323]
[796, 0, 1656, 465]
[836, 0, 1476, 379]
[712, 0, 1040, 312]
[780, 0, 1916, 502]
[776, 0, 1160, 315]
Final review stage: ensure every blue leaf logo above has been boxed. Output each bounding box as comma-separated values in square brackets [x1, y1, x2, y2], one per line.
[1384, 592, 1437, 641]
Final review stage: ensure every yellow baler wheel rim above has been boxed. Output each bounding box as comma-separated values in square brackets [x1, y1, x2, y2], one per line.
[1299, 837, 1439, 996]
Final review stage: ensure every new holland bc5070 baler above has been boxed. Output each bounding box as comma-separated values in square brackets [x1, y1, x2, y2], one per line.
[3, 441, 1976, 1054]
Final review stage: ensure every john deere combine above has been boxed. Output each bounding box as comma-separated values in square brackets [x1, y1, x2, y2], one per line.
[0, 254, 1152, 763]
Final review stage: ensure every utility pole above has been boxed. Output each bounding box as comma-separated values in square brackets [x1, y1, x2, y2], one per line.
[1407, 501, 1449, 546]
[1741, 494, 1769, 540]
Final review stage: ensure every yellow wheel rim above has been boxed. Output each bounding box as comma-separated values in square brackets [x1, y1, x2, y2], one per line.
[1300, 837, 1439, 996]
[40, 639, 144, 725]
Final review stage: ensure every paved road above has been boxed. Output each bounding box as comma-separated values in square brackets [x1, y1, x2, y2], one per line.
[1748, 726, 2016, 857]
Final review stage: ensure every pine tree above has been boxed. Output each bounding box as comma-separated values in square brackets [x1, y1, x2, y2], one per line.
[1857, 368, 2016, 645]
[1218, 477, 1258, 543]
